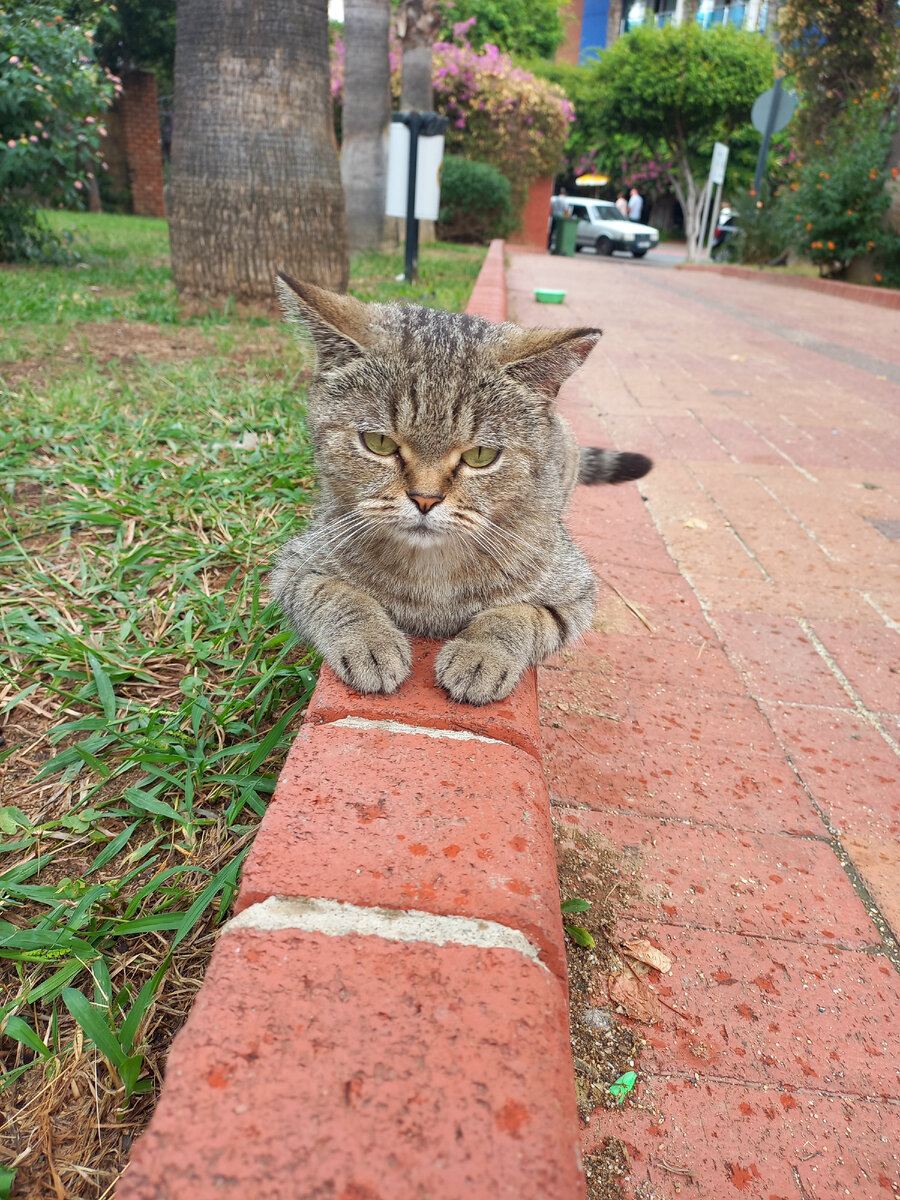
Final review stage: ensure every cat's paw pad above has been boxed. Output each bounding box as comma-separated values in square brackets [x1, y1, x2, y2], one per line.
[435, 638, 520, 706]
[329, 625, 412, 695]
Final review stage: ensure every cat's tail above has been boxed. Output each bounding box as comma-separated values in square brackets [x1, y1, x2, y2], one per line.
[578, 448, 653, 485]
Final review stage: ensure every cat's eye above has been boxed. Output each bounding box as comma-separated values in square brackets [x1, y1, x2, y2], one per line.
[361, 432, 399, 456]
[461, 445, 500, 469]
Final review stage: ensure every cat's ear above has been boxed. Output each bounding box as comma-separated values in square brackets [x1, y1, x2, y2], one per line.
[276, 271, 371, 372]
[500, 326, 601, 401]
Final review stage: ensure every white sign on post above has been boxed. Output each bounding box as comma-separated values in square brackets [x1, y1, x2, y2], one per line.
[710, 141, 729, 186]
[385, 123, 445, 221]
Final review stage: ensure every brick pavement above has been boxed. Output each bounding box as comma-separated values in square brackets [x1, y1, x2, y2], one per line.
[509, 251, 900, 1199]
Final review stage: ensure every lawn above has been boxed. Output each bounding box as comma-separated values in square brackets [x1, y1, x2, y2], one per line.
[0, 212, 485, 1198]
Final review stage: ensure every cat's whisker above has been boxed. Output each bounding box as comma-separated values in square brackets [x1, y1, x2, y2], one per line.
[475, 519, 546, 574]
[481, 518, 551, 571]
[456, 523, 524, 578]
[286, 514, 374, 573]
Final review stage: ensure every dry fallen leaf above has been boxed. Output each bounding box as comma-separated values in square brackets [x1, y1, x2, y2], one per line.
[621, 938, 674, 975]
[683, 517, 708, 530]
[729, 354, 747, 362]
[607, 971, 663, 1024]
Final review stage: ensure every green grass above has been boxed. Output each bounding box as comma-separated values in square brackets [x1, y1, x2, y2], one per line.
[0, 211, 485, 1197]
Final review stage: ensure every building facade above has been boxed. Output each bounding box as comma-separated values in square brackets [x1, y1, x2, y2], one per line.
[569, 0, 772, 63]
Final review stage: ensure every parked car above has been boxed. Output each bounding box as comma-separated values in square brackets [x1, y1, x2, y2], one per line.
[567, 199, 660, 258]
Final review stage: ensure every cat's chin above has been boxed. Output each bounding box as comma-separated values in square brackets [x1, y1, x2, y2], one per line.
[394, 524, 449, 548]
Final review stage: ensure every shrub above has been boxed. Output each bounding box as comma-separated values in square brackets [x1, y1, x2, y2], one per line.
[0, 1, 120, 261]
[436, 155, 512, 243]
[787, 95, 900, 280]
[722, 185, 795, 265]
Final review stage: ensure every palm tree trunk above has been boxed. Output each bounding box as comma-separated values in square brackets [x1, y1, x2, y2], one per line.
[397, 0, 440, 111]
[341, 0, 391, 252]
[170, 0, 348, 307]
[394, 1, 440, 246]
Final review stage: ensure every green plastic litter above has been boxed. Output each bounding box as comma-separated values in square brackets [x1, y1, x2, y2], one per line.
[608, 1070, 637, 1104]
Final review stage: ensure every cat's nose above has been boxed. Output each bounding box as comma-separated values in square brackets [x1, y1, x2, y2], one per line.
[407, 492, 444, 514]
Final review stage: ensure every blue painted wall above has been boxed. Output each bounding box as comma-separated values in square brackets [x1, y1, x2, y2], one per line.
[579, 0, 610, 62]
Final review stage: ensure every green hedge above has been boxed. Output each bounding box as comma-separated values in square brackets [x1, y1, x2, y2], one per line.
[437, 155, 513, 244]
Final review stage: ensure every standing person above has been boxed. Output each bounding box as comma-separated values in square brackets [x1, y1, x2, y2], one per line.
[627, 187, 643, 223]
[548, 187, 569, 251]
[615, 191, 628, 218]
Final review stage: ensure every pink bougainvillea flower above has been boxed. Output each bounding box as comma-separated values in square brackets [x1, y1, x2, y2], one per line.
[73, 180, 83, 189]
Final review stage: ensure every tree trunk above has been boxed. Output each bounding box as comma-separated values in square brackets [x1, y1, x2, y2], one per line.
[397, 0, 440, 111]
[341, 0, 391, 252]
[670, 144, 701, 260]
[887, 92, 900, 235]
[170, 0, 348, 308]
[393, 0, 441, 245]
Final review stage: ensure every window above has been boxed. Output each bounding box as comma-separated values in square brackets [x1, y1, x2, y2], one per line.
[570, 204, 590, 220]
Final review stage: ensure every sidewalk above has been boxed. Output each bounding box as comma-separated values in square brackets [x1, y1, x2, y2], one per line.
[508, 250, 900, 1198]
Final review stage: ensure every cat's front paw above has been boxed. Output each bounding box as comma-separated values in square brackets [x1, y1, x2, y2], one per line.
[327, 621, 412, 695]
[435, 637, 522, 706]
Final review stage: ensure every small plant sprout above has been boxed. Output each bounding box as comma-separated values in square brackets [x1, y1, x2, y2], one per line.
[561, 896, 595, 949]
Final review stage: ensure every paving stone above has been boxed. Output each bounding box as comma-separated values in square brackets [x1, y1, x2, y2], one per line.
[542, 726, 819, 834]
[509, 247, 900, 1196]
[555, 807, 882, 948]
[843, 835, 900, 941]
[687, 574, 879, 620]
[698, 417, 787, 464]
[560, 632, 747, 696]
[811, 618, 900, 714]
[711, 611, 850, 707]
[614, 922, 900, 1096]
[584, 1077, 900, 1200]
[760, 703, 900, 839]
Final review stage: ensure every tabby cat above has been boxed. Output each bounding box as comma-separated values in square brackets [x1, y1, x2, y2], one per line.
[270, 273, 651, 706]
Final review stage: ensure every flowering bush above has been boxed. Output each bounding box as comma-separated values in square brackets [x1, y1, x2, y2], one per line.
[434, 37, 572, 216]
[1, 2, 120, 260]
[330, 25, 572, 222]
[788, 94, 900, 281]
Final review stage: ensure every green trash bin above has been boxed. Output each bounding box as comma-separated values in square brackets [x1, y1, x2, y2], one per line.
[552, 216, 579, 257]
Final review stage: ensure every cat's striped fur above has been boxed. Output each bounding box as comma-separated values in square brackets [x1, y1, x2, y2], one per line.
[270, 274, 652, 704]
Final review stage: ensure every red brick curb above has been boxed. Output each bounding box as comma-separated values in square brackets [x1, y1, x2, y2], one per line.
[116, 244, 587, 1199]
[465, 237, 508, 322]
[679, 261, 900, 310]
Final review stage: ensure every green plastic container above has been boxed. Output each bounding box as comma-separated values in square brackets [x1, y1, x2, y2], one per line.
[551, 215, 579, 257]
[535, 288, 566, 304]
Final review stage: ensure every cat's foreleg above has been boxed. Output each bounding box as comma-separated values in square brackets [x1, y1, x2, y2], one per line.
[435, 590, 595, 706]
[271, 561, 412, 694]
